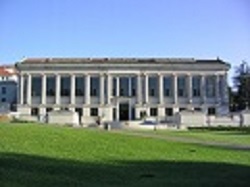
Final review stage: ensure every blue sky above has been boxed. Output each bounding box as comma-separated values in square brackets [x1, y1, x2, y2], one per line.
[0, 0, 249, 85]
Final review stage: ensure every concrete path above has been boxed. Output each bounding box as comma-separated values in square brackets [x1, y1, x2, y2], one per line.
[112, 129, 250, 151]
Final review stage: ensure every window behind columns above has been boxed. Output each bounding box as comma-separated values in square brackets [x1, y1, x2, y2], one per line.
[219, 75, 224, 97]
[46, 76, 55, 96]
[120, 77, 129, 96]
[76, 76, 85, 96]
[178, 76, 186, 97]
[141, 76, 145, 101]
[149, 76, 158, 97]
[164, 76, 172, 97]
[31, 76, 42, 97]
[61, 76, 70, 96]
[23, 75, 28, 104]
[192, 76, 201, 97]
[206, 76, 216, 97]
[112, 77, 116, 96]
[90, 77, 100, 97]
[131, 76, 136, 96]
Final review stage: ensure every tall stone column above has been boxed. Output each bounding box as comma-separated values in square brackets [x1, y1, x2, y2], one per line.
[70, 74, 75, 105]
[19, 74, 24, 105]
[27, 74, 32, 105]
[187, 74, 192, 103]
[145, 74, 148, 103]
[107, 74, 112, 105]
[159, 74, 164, 104]
[85, 74, 90, 105]
[55, 74, 61, 105]
[128, 76, 132, 97]
[42, 74, 47, 105]
[137, 74, 142, 104]
[173, 74, 178, 104]
[201, 75, 206, 103]
[100, 74, 105, 105]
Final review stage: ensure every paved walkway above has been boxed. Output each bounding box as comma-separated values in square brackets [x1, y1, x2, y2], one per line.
[112, 129, 250, 151]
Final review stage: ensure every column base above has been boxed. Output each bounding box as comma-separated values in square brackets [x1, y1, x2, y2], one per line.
[17, 105, 30, 115]
[158, 107, 165, 117]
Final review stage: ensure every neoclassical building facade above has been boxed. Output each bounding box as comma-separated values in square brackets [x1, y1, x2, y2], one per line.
[16, 58, 230, 123]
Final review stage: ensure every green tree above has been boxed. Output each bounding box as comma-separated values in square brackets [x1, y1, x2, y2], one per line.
[233, 61, 250, 110]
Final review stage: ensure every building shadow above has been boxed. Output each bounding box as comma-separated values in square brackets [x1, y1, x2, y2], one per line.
[0, 152, 249, 187]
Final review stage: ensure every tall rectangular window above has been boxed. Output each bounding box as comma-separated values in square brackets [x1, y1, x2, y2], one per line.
[46, 76, 56, 96]
[131, 76, 136, 96]
[61, 76, 70, 96]
[192, 76, 201, 97]
[76, 76, 85, 96]
[219, 75, 224, 97]
[90, 77, 100, 97]
[119, 77, 129, 96]
[31, 76, 42, 96]
[206, 76, 216, 97]
[112, 77, 117, 96]
[149, 76, 158, 97]
[164, 76, 172, 97]
[178, 76, 186, 97]
[23, 75, 28, 103]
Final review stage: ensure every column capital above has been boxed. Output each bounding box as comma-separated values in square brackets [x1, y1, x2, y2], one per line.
[172, 73, 177, 76]
[157, 73, 164, 77]
[99, 73, 105, 77]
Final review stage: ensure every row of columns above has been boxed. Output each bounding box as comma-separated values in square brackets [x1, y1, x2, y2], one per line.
[20, 73, 226, 106]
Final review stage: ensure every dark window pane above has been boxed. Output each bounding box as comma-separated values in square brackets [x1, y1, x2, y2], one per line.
[61, 76, 70, 96]
[32, 76, 42, 96]
[46, 76, 56, 96]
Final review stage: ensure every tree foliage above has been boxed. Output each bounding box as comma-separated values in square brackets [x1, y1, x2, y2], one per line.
[232, 61, 250, 110]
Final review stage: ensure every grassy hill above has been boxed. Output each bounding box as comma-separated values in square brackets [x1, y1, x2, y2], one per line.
[0, 123, 249, 187]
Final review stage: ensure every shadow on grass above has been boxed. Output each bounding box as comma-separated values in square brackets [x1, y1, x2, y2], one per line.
[0, 152, 249, 187]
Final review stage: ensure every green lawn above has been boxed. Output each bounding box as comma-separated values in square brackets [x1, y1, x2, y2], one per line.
[0, 123, 250, 187]
[138, 128, 250, 146]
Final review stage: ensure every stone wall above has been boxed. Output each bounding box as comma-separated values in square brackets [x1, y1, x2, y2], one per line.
[177, 110, 206, 128]
[47, 110, 79, 126]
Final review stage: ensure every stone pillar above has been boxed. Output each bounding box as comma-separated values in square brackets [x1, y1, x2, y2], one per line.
[19, 74, 24, 104]
[107, 74, 112, 105]
[27, 74, 32, 105]
[128, 76, 132, 97]
[100, 74, 105, 105]
[159, 74, 164, 104]
[145, 74, 148, 103]
[201, 75, 206, 103]
[70, 74, 75, 105]
[173, 74, 178, 104]
[187, 74, 192, 103]
[85, 74, 90, 104]
[137, 74, 142, 104]
[42, 74, 47, 105]
[55, 74, 61, 105]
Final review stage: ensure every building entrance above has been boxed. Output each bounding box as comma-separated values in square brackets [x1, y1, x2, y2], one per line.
[119, 103, 129, 121]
